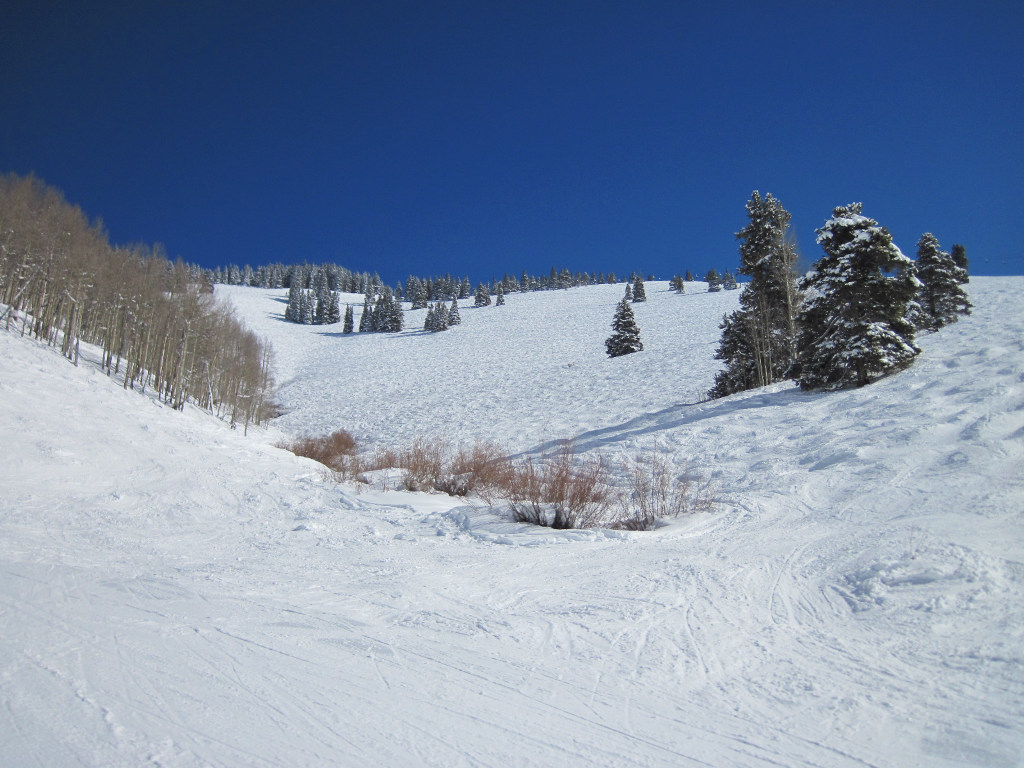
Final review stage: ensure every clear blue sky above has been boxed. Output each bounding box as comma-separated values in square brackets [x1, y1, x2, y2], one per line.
[2, 1, 1021, 283]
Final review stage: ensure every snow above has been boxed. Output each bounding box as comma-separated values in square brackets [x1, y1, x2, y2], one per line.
[2, 277, 1023, 767]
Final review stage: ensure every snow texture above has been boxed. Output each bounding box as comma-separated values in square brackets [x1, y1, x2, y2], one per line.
[2, 278, 1023, 767]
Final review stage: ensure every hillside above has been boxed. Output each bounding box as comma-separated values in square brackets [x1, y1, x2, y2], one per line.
[1, 277, 1022, 767]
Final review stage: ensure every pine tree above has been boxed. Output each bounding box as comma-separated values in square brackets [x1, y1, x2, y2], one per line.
[631, 276, 647, 302]
[670, 275, 686, 293]
[358, 295, 373, 332]
[298, 291, 314, 324]
[914, 233, 971, 330]
[284, 282, 302, 322]
[474, 282, 491, 307]
[373, 287, 403, 332]
[605, 298, 643, 357]
[623, 282, 632, 301]
[496, 287, 505, 306]
[685, 270, 695, 282]
[448, 297, 461, 326]
[343, 304, 354, 333]
[705, 269, 722, 292]
[951, 243, 969, 284]
[722, 271, 738, 290]
[326, 291, 342, 324]
[710, 191, 801, 398]
[793, 202, 920, 390]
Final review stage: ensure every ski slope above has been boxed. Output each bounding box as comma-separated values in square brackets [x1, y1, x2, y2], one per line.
[1, 278, 1022, 767]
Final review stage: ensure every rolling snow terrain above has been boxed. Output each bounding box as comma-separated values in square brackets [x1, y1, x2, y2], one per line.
[1, 277, 1022, 767]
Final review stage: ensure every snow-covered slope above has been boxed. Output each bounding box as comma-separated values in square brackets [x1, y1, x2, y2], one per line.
[1, 278, 1022, 767]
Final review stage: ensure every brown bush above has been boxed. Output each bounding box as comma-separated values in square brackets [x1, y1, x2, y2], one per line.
[506, 444, 617, 529]
[284, 429, 359, 477]
[616, 454, 713, 530]
[445, 441, 513, 500]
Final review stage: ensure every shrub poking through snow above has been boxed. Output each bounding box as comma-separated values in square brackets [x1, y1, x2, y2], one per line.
[617, 454, 713, 530]
[283, 429, 360, 477]
[506, 444, 616, 529]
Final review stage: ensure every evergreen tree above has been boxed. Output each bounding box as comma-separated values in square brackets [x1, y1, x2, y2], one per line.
[710, 191, 801, 398]
[496, 286, 506, 306]
[284, 281, 302, 322]
[914, 233, 971, 330]
[448, 297, 461, 326]
[631, 276, 647, 302]
[793, 202, 920, 390]
[407, 277, 428, 309]
[373, 287, 403, 332]
[685, 270, 695, 282]
[623, 282, 633, 301]
[326, 291, 342, 324]
[670, 275, 686, 293]
[951, 243, 969, 284]
[605, 298, 644, 358]
[299, 291, 314, 324]
[358, 295, 373, 332]
[722, 271, 738, 290]
[343, 304, 354, 333]
[705, 269, 722, 292]
[474, 282, 492, 307]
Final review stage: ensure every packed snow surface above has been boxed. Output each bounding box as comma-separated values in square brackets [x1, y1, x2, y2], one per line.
[2, 278, 1023, 767]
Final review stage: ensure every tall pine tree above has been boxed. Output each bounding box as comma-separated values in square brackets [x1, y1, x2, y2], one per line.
[793, 203, 920, 390]
[710, 191, 800, 398]
[605, 298, 643, 357]
[914, 233, 971, 330]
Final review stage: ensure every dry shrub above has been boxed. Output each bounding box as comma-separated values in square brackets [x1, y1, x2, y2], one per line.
[399, 437, 448, 491]
[617, 454, 713, 530]
[443, 441, 513, 500]
[284, 429, 360, 478]
[506, 444, 617, 529]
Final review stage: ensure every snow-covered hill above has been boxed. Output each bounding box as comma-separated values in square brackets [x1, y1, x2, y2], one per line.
[1, 278, 1022, 767]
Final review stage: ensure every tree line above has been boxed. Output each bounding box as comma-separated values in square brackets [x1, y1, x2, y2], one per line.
[707, 191, 969, 395]
[604, 191, 971, 397]
[0, 173, 275, 431]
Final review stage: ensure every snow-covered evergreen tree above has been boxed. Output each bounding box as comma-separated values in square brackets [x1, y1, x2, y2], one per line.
[284, 282, 302, 322]
[326, 291, 342, 324]
[496, 287, 505, 306]
[448, 297, 461, 326]
[793, 202, 920, 390]
[605, 298, 643, 358]
[358, 295, 373, 332]
[623, 282, 632, 301]
[951, 243, 969, 284]
[710, 191, 800, 399]
[914, 233, 971, 330]
[705, 269, 722, 292]
[474, 282, 491, 307]
[373, 287, 403, 332]
[406, 277, 428, 309]
[300, 292, 315, 324]
[670, 275, 686, 293]
[343, 304, 354, 333]
[722, 271, 738, 290]
[631, 276, 647, 302]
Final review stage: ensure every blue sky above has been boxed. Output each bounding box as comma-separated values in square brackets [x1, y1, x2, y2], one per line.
[2, 1, 1021, 283]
